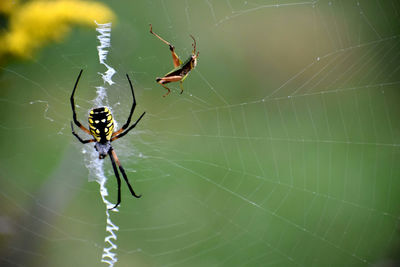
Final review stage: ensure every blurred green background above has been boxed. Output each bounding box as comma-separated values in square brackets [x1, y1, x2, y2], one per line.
[1, 0, 400, 266]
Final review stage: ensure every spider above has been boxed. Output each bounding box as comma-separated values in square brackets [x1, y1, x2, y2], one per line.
[70, 69, 145, 210]
[149, 24, 199, 97]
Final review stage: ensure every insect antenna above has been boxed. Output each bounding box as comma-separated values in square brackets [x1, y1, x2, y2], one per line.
[190, 34, 197, 54]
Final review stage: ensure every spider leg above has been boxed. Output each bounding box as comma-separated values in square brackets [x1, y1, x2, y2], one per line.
[112, 74, 138, 137]
[70, 69, 91, 135]
[71, 122, 95, 144]
[108, 149, 122, 210]
[111, 111, 146, 141]
[149, 24, 182, 67]
[111, 149, 141, 198]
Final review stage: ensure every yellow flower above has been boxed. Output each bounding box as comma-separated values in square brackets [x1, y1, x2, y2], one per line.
[0, 1, 16, 14]
[0, 0, 115, 61]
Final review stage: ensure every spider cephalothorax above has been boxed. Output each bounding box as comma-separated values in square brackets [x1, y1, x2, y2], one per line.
[70, 70, 145, 209]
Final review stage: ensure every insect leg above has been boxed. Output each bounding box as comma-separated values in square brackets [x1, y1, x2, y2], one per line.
[179, 81, 184, 94]
[156, 75, 182, 97]
[161, 83, 171, 97]
[149, 24, 182, 67]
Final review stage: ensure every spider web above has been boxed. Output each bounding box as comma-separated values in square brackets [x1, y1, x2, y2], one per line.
[1, 0, 400, 266]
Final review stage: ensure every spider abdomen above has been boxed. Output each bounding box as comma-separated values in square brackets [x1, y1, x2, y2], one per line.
[88, 107, 114, 142]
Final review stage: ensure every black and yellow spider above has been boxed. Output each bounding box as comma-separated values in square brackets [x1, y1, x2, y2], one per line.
[70, 69, 145, 210]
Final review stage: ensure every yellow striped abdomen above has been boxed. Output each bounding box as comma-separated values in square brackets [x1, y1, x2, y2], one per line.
[88, 107, 114, 142]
